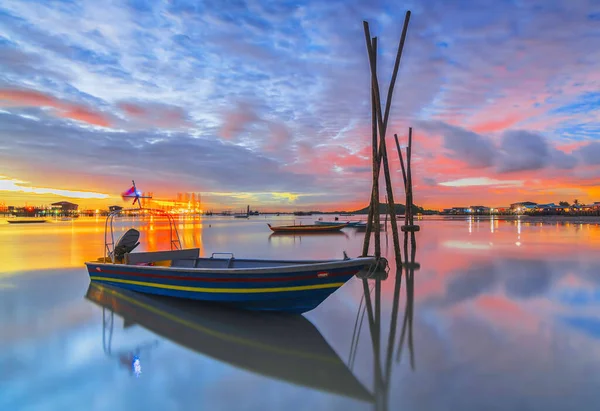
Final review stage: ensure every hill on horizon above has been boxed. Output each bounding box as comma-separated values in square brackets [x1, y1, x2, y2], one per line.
[349, 202, 436, 215]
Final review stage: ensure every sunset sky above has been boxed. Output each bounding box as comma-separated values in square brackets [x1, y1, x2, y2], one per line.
[1, 0, 599, 211]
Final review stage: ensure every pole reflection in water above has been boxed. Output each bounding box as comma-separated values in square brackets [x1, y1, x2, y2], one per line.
[85, 283, 373, 402]
[350, 229, 417, 411]
[100, 294, 160, 377]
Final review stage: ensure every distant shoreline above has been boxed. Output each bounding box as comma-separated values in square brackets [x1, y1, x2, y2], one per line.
[425, 215, 600, 224]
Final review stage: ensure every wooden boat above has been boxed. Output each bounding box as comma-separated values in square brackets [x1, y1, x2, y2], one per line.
[315, 220, 363, 227]
[314, 220, 348, 227]
[269, 231, 348, 238]
[267, 223, 348, 233]
[85, 208, 378, 313]
[85, 283, 373, 402]
[7, 218, 47, 224]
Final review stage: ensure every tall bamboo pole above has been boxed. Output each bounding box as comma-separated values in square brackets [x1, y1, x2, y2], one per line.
[361, 12, 411, 261]
[361, 37, 380, 257]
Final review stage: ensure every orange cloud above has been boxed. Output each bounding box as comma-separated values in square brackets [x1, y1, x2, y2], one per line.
[56, 106, 111, 128]
[0, 87, 111, 127]
[0, 89, 58, 106]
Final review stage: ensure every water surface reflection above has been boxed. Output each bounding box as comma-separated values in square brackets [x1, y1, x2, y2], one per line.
[2, 217, 600, 410]
[85, 283, 373, 402]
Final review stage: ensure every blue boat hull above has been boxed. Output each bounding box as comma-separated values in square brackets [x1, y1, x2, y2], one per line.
[85, 260, 369, 313]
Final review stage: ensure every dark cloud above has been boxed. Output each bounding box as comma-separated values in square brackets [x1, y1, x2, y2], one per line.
[497, 130, 578, 173]
[421, 121, 580, 174]
[421, 121, 497, 168]
[574, 141, 600, 165]
[497, 130, 550, 172]
[0, 112, 312, 193]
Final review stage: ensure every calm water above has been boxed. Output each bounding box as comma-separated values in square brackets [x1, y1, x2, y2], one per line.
[2, 215, 600, 410]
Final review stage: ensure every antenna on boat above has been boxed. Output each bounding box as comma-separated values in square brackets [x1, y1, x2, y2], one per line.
[121, 180, 152, 209]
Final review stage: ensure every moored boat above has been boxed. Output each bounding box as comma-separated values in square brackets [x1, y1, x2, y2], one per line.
[354, 222, 385, 231]
[85, 207, 380, 313]
[7, 218, 47, 224]
[267, 223, 348, 233]
[314, 220, 348, 227]
[314, 220, 363, 227]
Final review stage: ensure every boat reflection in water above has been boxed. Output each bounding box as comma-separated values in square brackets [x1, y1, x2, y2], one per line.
[85, 283, 373, 402]
[268, 231, 349, 243]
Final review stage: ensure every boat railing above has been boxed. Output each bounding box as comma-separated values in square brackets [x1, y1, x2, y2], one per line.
[210, 252, 235, 259]
[210, 252, 236, 268]
[104, 208, 182, 263]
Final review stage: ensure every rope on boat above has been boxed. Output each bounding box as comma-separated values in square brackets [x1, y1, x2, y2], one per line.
[356, 256, 390, 280]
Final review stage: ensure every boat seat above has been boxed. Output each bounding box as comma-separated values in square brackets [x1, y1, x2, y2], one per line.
[125, 248, 200, 265]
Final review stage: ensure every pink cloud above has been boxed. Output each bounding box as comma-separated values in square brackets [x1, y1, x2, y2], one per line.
[0, 88, 111, 127]
[56, 106, 111, 128]
[118, 101, 191, 128]
[220, 102, 260, 140]
[0, 88, 58, 107]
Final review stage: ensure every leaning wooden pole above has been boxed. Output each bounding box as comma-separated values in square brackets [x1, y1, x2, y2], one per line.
[406, 127, 414, 225]
[394, 133, 407, 187]
[361, 12, 411, 260]
[362, 37, 381, 258]
[399, 128, 420, 234]
[363, 13, 411, 268]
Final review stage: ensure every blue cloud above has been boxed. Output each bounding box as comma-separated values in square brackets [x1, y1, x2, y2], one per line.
[552, 92, 600, 115]
[558, 289, 600, 306]
[560, 316, 600, 339]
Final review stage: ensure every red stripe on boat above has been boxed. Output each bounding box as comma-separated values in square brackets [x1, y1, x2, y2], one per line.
[90, 268, 358, 283]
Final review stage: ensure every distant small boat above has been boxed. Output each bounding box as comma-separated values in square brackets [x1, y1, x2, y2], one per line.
[354, 222, 385, 231]
[233, 214, 249, 219]
[267, 223, 348, 233]
[314, 220, 363, 227]
[7, 218, 47, 224]
[314, 220, 348, 227]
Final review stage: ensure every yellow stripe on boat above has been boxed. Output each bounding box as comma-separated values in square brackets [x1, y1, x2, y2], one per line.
[89, 276, 345, 293]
